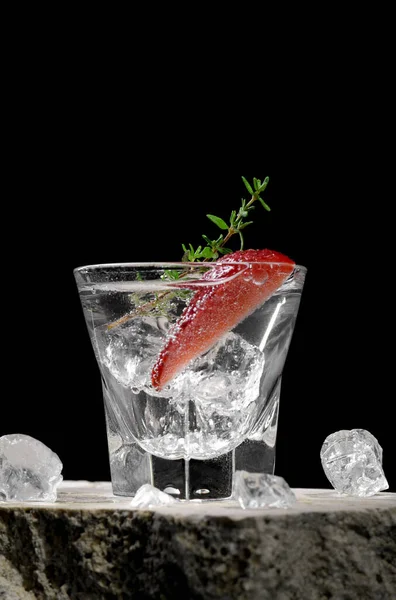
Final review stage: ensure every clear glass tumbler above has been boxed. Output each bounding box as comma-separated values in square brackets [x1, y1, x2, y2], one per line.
[74, 259, 306, 500]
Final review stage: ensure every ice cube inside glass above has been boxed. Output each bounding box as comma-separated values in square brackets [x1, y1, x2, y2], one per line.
[74, 261, 306, 500]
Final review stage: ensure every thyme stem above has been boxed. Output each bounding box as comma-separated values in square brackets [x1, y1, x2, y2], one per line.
[107, 176, 270, 329]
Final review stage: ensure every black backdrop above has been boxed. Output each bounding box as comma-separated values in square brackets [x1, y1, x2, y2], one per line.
[2, 0, 395, 497]
[2, 159, 394, 494]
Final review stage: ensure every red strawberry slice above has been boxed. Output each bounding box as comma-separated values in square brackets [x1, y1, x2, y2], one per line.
[151, 249, 295, 390]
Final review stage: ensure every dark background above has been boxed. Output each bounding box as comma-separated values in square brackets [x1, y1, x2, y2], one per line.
[1, 24, 394, 493]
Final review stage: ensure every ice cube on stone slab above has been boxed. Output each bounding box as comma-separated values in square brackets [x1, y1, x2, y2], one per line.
[234, 471, 296, 509]
[130, 483, 178, 508]
[0, 434, 63, 502]
[320, 428, 389, 497]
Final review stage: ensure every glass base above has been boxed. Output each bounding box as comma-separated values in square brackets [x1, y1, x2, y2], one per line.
[110, 439, 275, 500]
[107, 375, 280, 500]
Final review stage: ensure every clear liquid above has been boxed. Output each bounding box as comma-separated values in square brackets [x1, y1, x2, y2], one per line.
[79, 279, 303, 461]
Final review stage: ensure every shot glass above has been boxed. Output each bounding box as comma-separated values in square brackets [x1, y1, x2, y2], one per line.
[74, 260, 306, 500]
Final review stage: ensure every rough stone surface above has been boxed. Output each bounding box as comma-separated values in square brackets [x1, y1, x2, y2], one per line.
[0, 481, 395, 599]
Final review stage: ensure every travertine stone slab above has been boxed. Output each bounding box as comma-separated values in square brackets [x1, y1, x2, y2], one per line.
[1, 481, 395, 599]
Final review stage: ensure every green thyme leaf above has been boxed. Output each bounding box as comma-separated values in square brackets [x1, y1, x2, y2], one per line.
[162, 270, 181, 280]
[201, 247, 215, 258]
[259, 176, 269, 192]
[230, 209, 237, 226]
[239, 221, 254, 229]
[206, 214, 229, 230]
[241, 176, 254, 195]
[258, 196, 271, 211]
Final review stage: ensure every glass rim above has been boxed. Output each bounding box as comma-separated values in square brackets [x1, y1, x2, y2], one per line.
[73, 261, 307, 274]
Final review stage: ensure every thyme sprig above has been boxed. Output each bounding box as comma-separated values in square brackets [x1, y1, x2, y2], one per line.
[181, 175, 270, 262]
[107, 175, 270, 329]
